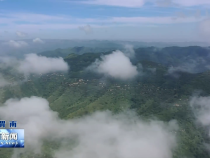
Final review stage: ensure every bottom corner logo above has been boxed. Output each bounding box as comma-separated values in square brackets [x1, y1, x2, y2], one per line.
[0, 129, 24, 148]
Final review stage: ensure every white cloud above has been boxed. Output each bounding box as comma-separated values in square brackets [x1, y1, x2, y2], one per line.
[81, 0, 145, 7]
[156, 0, 210, 7]
[13, 24, 82, 30]
[33, 38, 45, 44]
[13, 13, 69, 22]
[189, 95, 210, 152]
[110, 16, 205, 24]
[87, 50, 138, 80]
[171, 0, 210, 6]
[0, 96, 178, 158]
[2, 40, 28, 48]
[17, 54, 69, 75]
[80, 0, 210, 7]
[16, 31, 27, 37]
[79, 24, 93, 34]
[190, 96, 210, 128]
[0, 9, 207, 41]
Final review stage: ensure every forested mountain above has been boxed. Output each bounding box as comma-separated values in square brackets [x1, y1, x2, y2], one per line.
[1, 46, 210, 158]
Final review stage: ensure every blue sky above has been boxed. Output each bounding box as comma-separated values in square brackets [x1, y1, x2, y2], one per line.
[0, 0, 210, 42]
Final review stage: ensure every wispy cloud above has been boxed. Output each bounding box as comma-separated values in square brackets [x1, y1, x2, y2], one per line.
[0, 74, 10, 87]
[76, 0, 210, 7]
[0, 11, 207, 31]
[0, 12, 70, 23]
[16, 31, 27, 37]
[171, 0, 210, 7]
[168, 61, 199, 76]
[167, 57, 210, 77]
[156, 0, 210, 7]
[33, 38, 45, 44]
[80, 0, 145, 7]
[79, 24, 93, 34]
[156, 0, 174, 7]
[109, 16, 205, 24]
[0, 5, 208, 41]
[123, 44, 135, 58]
[11, 24, 82, 30]
[190, 95, 210, 130]
[2, 40, 28, 48]
[0, 56, 19, 68]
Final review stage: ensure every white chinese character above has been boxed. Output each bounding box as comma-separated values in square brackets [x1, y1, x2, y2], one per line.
[1, 133, 9, 140]
[10, 133, 18, 140]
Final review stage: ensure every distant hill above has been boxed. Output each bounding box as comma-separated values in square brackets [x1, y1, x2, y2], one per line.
[1, 39, 209, 58]
[39, 46, 210, 74]
[38, 47, 115, 58]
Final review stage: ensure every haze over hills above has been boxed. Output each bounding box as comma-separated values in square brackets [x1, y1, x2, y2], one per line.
[38, 45, 210, 74]
[0, 39, 209, 58]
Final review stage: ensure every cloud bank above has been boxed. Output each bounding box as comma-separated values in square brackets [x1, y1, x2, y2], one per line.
[87, 50, 138, 80]
[17, 53, 69, 75]
[0, 96, 178, 158]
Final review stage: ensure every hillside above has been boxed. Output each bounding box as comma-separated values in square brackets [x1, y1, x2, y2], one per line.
[0, 47, 210, 158]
